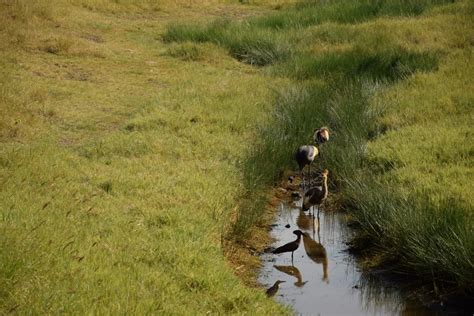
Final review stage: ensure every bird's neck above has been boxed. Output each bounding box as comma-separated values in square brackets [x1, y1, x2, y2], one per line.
[322, 176, 328, 197]
[295, 234, 302, 243]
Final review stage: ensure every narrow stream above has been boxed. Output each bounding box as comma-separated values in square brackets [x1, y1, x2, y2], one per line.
[259, 198, 446, 315]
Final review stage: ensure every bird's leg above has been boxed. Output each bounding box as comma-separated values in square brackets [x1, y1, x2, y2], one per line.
[300, 169, 305, 191]
[308, 163, 311, 186]
[318, 225, 321, 244]
[317, 207, 321, 243]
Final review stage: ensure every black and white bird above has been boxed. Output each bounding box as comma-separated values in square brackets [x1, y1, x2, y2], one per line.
[272, 230, 304, 264]
[302, 169, 329, 219]
[295, 145, 319, 188]
[314, 127, 330, 145]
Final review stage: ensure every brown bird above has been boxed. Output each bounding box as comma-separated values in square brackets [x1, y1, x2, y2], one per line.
[272, 230, 304, 263]
[314, 127, 330, 145]
[295, 145, 319, 189]
[302, 169, 329, 218]
[302, 232, 329, 283]
[266, 280, 285, 297]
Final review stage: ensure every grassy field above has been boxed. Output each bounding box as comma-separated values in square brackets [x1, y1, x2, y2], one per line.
[0, 0, 293, 313]
[164, 0, 473, 299]
[1, 0, 473, 313]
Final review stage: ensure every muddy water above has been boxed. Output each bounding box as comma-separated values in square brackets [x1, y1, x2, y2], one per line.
[259, 200, 444, 315]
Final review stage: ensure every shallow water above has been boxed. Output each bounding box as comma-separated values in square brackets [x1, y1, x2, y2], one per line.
[259, 200, 448, 315]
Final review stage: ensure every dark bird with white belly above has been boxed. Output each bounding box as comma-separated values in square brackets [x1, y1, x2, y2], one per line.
[272, 230, 304, 263]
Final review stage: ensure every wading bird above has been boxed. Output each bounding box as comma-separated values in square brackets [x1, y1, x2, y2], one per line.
[295, 145, 319, 189]
[302, 169, 329, 219]
[272, 230, 304, 264]
[266, 280, 285, 297]
[314, 127, 330, 145]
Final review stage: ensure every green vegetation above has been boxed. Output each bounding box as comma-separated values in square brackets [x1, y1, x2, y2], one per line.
[0, 0, 291, 313]
[164, 0, 473, 296]
[1, 0, 473, 313]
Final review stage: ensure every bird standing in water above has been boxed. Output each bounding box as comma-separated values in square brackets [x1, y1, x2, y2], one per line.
[272, 230, 304, 264]
[302, 169, 329, 219]
[266, 280, 285, 297]
[295, 145, 319, 189]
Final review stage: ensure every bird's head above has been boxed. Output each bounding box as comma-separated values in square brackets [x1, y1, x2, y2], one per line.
[321, 169, 329, 178]
[314, 127, 330, 144]
[275, 280, 286, 286]
[293, 230, 304, 236]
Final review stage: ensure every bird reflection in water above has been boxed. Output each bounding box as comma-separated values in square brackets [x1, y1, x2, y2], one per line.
[302, 232, 329, 283]
[274, 265, 307, 287]
[297, 209, 320, 241]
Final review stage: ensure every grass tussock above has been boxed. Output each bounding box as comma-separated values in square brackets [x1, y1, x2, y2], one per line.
[164, 0, 474, 297]
[280, 45, 440, 81]
[164, 20, 291, 66]
[252, 0, 455, 29]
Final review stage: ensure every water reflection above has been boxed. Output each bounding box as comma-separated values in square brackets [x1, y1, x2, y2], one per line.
[274, 265, 307, 287]
[296, 209, 314, 232]
[302, 232, 329, 283]
[259, 200, 444, 315]
[296, 209, 321, 241]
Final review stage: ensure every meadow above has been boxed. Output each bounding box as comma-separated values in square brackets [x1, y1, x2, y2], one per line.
[0, 0, 292, 313]
[1, 0, 473, 314]
[164, 0, 474, 298]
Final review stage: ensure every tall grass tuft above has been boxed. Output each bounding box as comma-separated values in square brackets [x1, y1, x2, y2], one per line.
[251, 0, 454, 30]
[163, 20, 290, 66]
[280, 46, 440, 82]
[347, 177, 474, 291]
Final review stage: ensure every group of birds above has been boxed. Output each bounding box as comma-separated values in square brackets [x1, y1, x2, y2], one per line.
[266, 127, 330, 297]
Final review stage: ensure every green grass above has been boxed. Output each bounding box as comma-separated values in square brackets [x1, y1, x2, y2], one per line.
[164, 0, 474, 297]
[251, 0, 455, 29]
[1, 0, 473, 313]
[163, 19, 291, 66]
[0, 0, 291, 314]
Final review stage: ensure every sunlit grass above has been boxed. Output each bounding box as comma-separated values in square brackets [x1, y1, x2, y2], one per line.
[0, 0, 290, 314]
[163, 0, 474, 296]
[1, 0, 473, 313]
